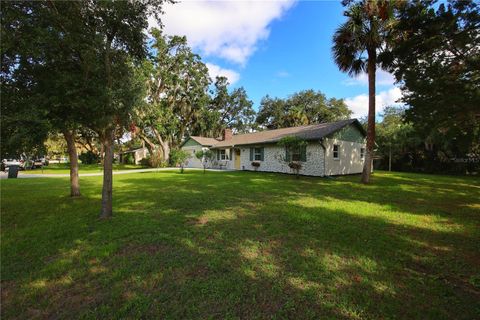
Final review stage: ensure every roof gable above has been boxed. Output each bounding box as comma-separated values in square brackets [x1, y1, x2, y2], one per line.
[180, 136, 219, 147]
[327, 121, 366, 143]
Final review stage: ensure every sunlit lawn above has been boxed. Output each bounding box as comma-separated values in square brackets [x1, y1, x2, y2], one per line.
[1, 170, 479, 319]
[23, 163, 147, 174]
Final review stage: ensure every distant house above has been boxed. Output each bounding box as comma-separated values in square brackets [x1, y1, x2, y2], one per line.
[119, 147, 149, 165]
[180, 119, 367, 176]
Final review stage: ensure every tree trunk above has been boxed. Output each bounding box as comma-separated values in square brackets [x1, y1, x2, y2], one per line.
[389, 145, 392, 172]
[63, 129, 81, 197]
[99, 130, 114, 219]
[152, 127, 170, 164]
[361, 49, 376, 184]
[160, 140, 170, 164]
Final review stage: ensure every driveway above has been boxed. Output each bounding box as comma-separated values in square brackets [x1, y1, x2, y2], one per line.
[0, 167, 231, 179]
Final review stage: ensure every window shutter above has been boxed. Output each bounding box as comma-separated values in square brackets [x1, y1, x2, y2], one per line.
[285, 147, 290, 162]
[249, 148, 253, 161]
[229, 149, 232, 160]
[260, 147, 264, 161]
[217, 150, 220, 160]
[301, 145, 307, 162]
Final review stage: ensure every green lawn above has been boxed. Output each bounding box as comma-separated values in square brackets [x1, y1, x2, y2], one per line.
[1, 171, 479, 319]
[23, 163, 147, 174]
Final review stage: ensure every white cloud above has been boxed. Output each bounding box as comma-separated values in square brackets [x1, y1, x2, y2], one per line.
[345, 87, 402, 118]
[343, 69, 396, 87]
[206, 63, 240, 84]
[276, 70, 290, 78]
[151, 0, 296, 66]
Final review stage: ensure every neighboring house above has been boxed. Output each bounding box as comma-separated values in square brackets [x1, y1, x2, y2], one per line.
[180, 119, 367, 177]
[119, 147, 149, 165]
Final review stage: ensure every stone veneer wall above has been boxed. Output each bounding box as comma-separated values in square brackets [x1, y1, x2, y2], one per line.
[238, 142, 325, 176]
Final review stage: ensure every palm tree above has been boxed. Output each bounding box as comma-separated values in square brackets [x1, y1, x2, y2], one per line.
[332, 0, 394, 183]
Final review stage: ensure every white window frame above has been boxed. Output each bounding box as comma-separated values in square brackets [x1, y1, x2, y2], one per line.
[333, 144, 340, 160]
[220, 149, 228, 160]
[291, 147, 301, 162]
[254, 147, 262, 161]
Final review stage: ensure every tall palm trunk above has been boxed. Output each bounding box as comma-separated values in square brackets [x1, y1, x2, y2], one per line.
[99, 129, 114, 219]
[63, 129, 81, 197]
[361, 48, 376, 184]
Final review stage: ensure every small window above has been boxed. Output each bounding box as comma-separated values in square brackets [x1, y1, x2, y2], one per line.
[220, 149, 227, 160]
[285, 145, 306, 162]
[192, 149, 196, 155]
[333, 144, 339, 159]
[254, 148, 262, 161]
[291, 147, 302, 162]
[360, 148, 365, 159]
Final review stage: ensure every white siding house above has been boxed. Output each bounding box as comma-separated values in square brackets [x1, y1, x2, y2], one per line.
[180, 119, 366, 177]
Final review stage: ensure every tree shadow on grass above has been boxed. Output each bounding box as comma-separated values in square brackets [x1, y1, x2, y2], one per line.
[1, 171, 479, 319]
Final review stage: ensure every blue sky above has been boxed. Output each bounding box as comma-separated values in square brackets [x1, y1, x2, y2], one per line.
[153, 0, 401, 118]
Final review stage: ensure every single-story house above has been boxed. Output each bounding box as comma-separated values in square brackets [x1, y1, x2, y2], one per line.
[180, 119, 367, 177]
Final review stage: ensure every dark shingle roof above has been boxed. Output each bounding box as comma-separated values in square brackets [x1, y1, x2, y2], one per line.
[212, 119, 364, 148]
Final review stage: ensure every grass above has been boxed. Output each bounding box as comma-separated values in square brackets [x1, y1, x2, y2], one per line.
[22, 163, 147, 174]
[1, 170, 479, 319]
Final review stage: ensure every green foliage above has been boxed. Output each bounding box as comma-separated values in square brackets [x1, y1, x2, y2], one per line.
[387, 0, 480, 160]
[123, 153, 135, 165]
[200, 77, 257, 137]
[256, 90, 352, 129]
[169, 149, 190, 173]
[79, 151, 100, 165]
[375, 106, 479, 174]
[135, 30, 211, 159]
[2, 171, 479, 319]
[195, 150, 214, 163]
[277, 136, 308, 149]
[332, 1, 395, 76]
[147, 150, 167, 168]
[195, 149, 215, 173]
[139, 157, 150, 167]
[332, 0, 399, 183]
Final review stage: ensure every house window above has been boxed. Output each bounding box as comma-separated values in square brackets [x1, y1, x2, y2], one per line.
[333, 144, 339, 159]
[192, 149, 196, 155]
[360, 148, 365, 159]
[285, 145, 306, 162]
[254, 148, 262, 161]
[250, 147, 264, 161]
[291, 148, 301, 161]
[219, 149, 228, 160]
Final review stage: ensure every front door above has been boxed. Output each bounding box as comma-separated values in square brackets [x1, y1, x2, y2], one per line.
[234, 149, 241, 170]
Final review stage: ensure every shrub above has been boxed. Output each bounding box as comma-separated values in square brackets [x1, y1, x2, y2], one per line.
[139, 157, 150, 167]
[251, 161, 261, 171]
[123, 153, 135, 165]
[170, 149, 190, 173]
[147, 150, 166, 168]
[79, 151, 100, 164]
[195, 150, 215, 173]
